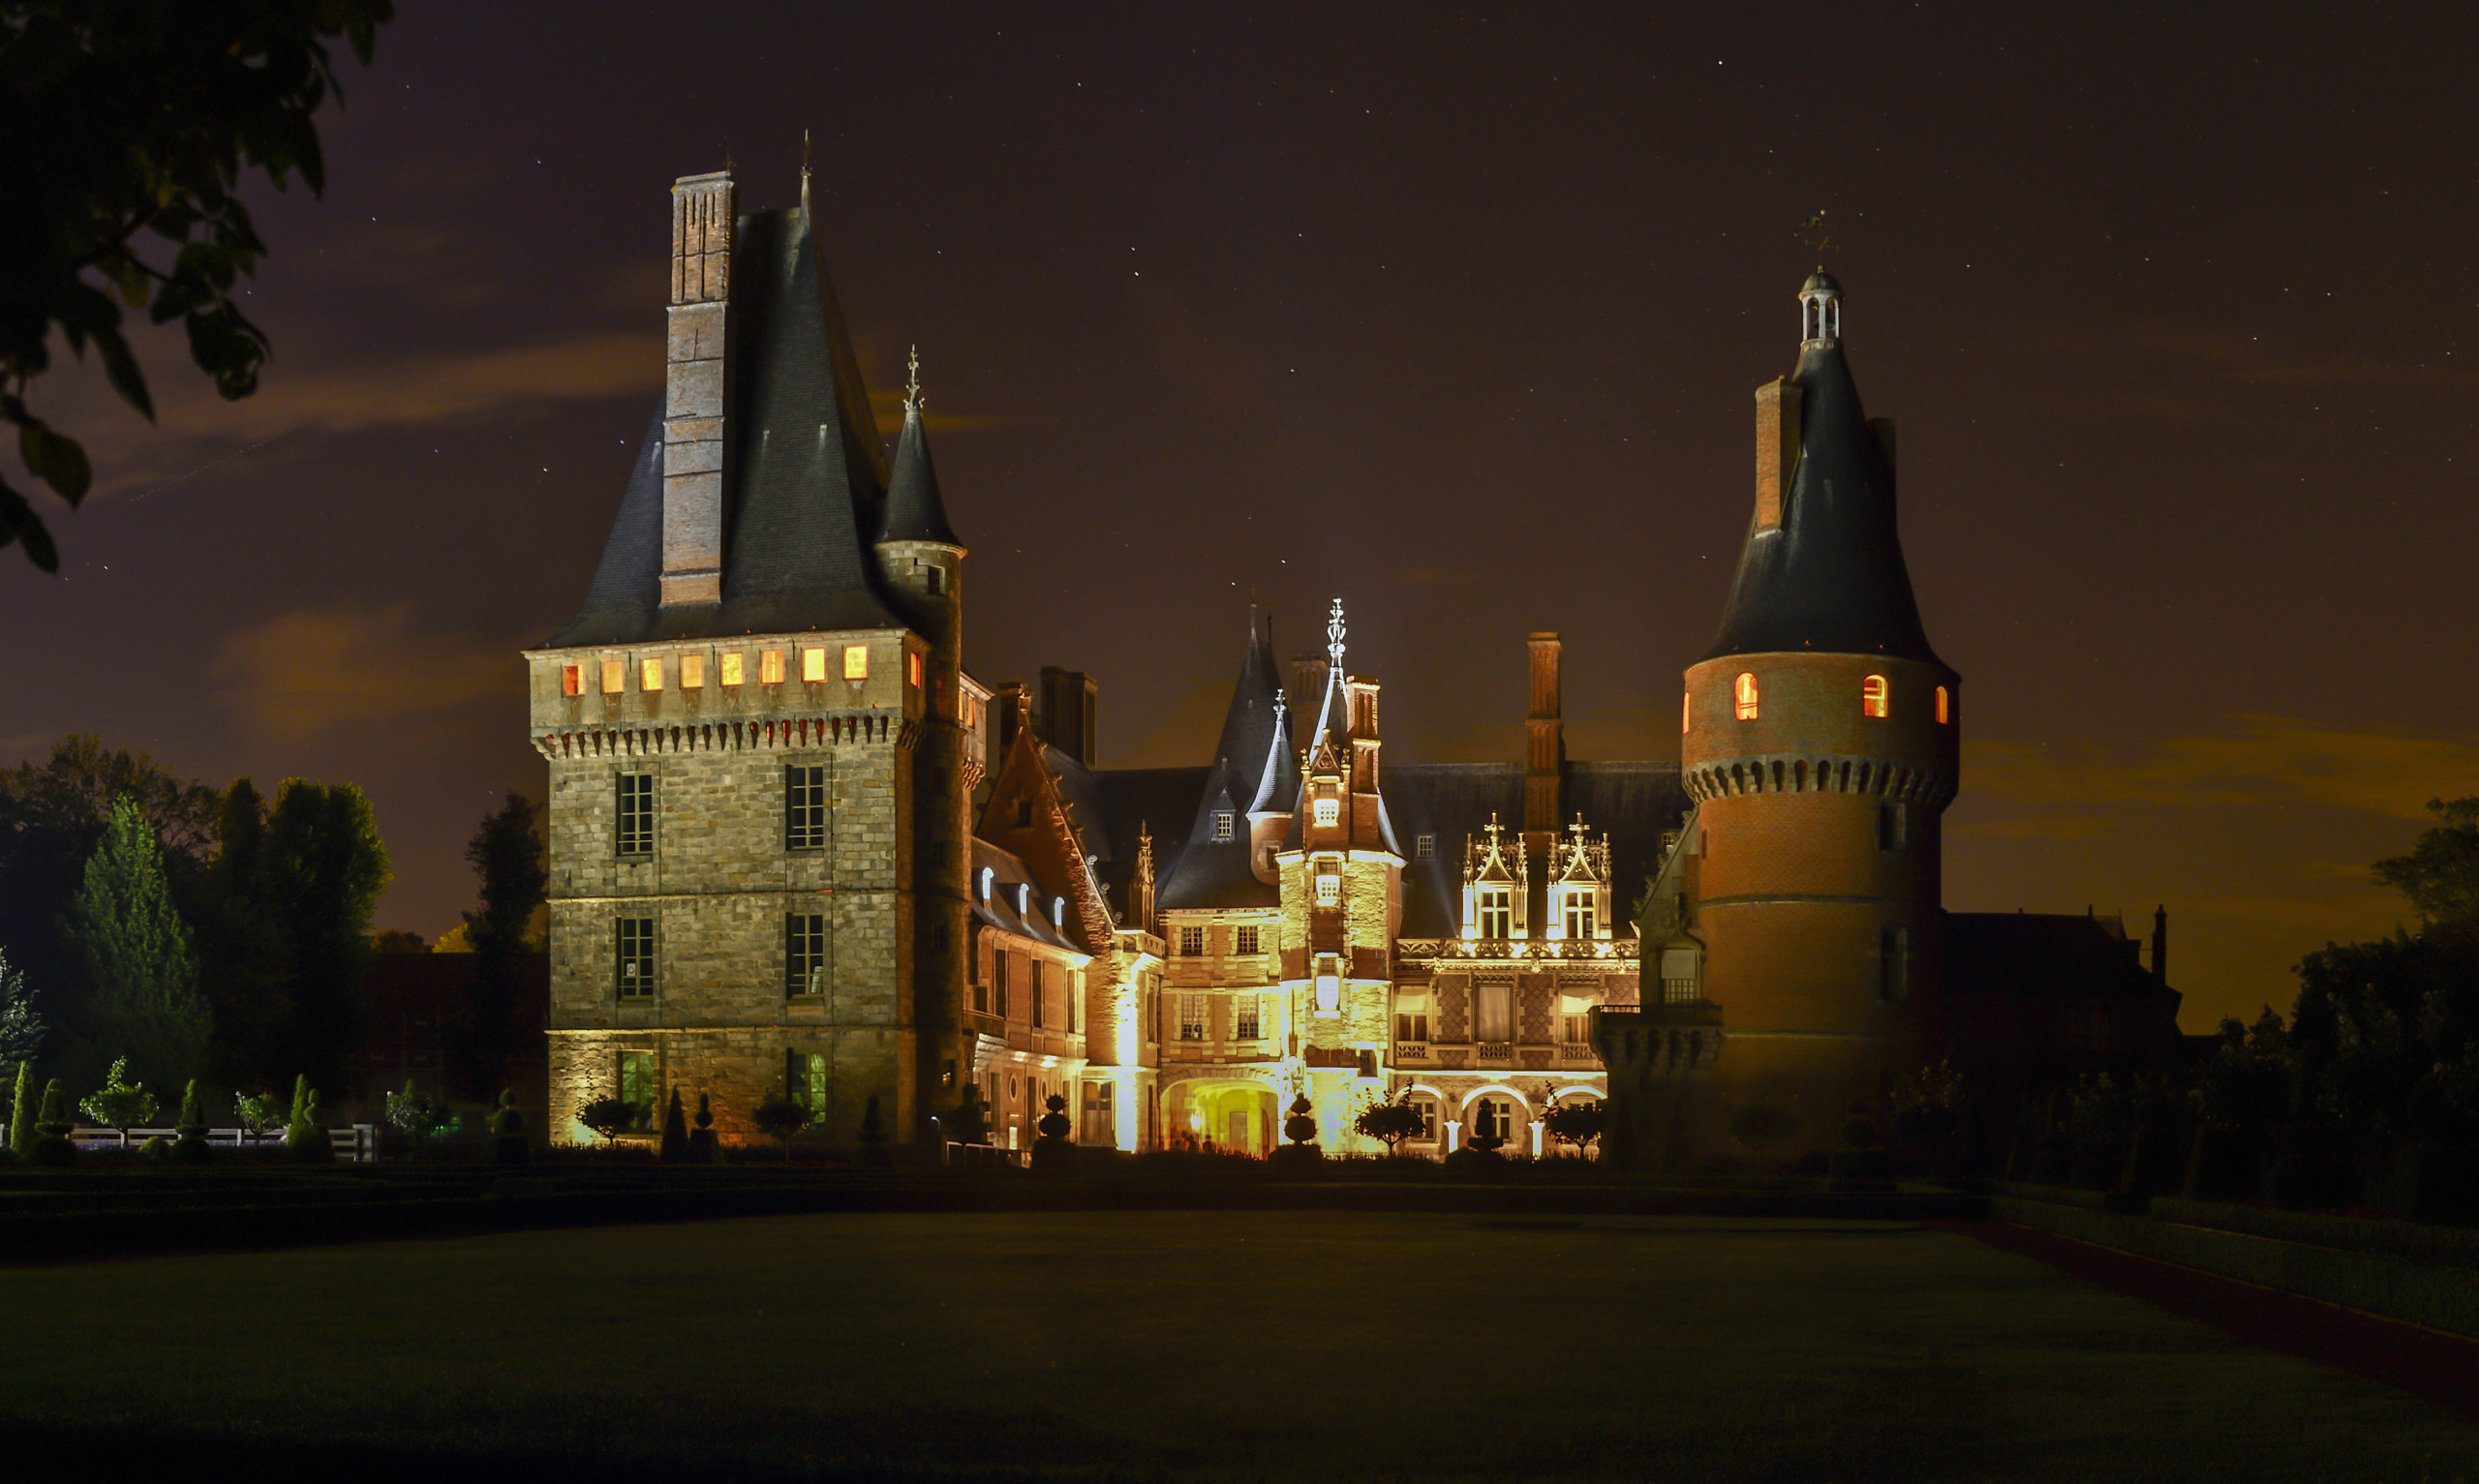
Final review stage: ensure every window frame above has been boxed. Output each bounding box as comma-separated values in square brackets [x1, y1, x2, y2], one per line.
[1478, 885, 1512, 939]
[1235, 924, 1260, 956]
[786, 912, 827, 998]
[615, 917, 657, 998]
[616, 773, 656, 858]
[1862, 674, 1889, 719]
[1733, 672, 1760, 721]
[785, 765, 827, 851]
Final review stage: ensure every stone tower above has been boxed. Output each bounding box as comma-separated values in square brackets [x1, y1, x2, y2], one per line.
[1678, 270, 1959, 1147]
[523, 167, 968, 1149]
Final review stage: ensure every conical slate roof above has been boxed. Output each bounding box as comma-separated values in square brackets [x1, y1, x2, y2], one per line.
[548, 200, 904, 646]
[881, 397, 961, 545]
[1157, 613, 1288, 911]
[1699, 325, 1942, 666]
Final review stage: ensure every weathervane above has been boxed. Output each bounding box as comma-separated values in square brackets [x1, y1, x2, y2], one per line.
[1326, 598, 1346, 671]
[1797, 208, 1837, 266]
[904, 344, 924, 415]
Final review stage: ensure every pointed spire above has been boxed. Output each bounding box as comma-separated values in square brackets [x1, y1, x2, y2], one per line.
[881, 345, 962, 547]
[799, 129, 811, 216]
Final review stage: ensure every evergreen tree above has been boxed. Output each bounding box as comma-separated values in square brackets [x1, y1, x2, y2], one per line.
[58, 795, 212, 1091]
[28, 1078, 76, 1166]
[7, 1058, 32, 1156]
[266, 781, 389, 1096]
[286, 1073, 331, 1163]
[173, 1078, 211, 1163]
[453, 794, 546, 1094]
[0, 946, 42, 1068]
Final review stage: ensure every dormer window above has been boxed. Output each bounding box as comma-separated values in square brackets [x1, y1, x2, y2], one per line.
[1478, 886, 1512, 939]
[1862, 675, 1889, 719]
[978, 866, 995, 902]
[1212, 811, 1235, 841]
[1052, 896, 1066, 927]
[1734, 672, 1759, 720]
[1314, 871, 1341, 907]
[1415, 834, 1434, 860]
[1562, 888, 1596, 940]
[1936, 685, 1950, 724]
[1014, 883, 1031, 916]
[1312, 797, 1339, 828]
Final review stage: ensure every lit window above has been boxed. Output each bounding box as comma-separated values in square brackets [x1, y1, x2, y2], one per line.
[615, 918, 656, 997]
[1734, 672, 1759, 720]
[1315, 872, 1341, 906]
[1212, 810, 1235, 841]
[1396, 1010, 1429, 1043]
[1862, 674, 1888, 718]
[616, 774, 655, 857]
[641, 656, 663, 692]
[786, 913, 826, 997]
[1564, 1014, 1590, 1045]
[601, 658, 626, 694]
[1312, 796, 1340, 828]
[1179, 994, 1207, 1041]
[1562, 889, 1596, 940]
[561, 665, 582, 697]
[1178, 925, 1205, 956]
[1236, 925, 1260, 955]
[1416, 834, 1434, 860]
[977, 866, 995, 902]
[906, 651, 923, 687]
[1014, 883, 1031, 916]
[721, 652, 746, 686]
[1681, 690, 1691, 734]
[785, 766, 826, 850]
[1315, 968, 1340, 1013]
[842, 646, 869, 681]
[619, 1051, 656, 1121]
[760, 650, 785, 685]
[1661, 948, 1699, 1005]
[1052, 896, 1066, 927]
[803, 648, 828, 682]
[1936, 685, 1950, 724]
[681, 654, 704, 689]
[1478, 886, 1512, 939]
[1235, 993, 1262, 1040]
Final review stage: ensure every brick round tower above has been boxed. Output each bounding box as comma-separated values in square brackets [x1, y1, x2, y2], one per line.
[1679, 271, 1959, 1155]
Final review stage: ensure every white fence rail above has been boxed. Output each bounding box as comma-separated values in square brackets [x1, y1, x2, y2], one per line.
[3, 1123, 379, 1163]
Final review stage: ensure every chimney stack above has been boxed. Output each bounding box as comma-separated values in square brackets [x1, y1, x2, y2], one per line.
[1752, 378, 1804, 532]
[661, 170, 735, 608]
[1523, 633, 1564, 849]
[1037, 667, 1098, 769]
[2152, 905, 2168, 985]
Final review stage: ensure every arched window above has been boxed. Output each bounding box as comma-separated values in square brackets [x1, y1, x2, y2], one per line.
[1862, 675, 1889, 718]
[1681, 691, 1691, 735]
[1051, 896, 1066, 927]
[977, 866, 995, 902]
[1936, 685, 1950, 724]
[1733, 672, 1760, 721]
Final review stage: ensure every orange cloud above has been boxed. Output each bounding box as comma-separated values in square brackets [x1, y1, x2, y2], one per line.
[210, 603, 509, 740]
[1969, 715, 2479, 825]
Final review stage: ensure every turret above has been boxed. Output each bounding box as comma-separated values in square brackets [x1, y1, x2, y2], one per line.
[1677, 272, 1960, 1153]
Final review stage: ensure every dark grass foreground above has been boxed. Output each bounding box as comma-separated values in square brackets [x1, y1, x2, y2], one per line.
[2, 1211, 2476, 1484]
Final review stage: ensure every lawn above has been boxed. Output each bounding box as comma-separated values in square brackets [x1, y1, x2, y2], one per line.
[0, 1212, 2471, 1482]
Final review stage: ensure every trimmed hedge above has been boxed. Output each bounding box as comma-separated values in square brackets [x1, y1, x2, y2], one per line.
[2154, 1196, 2479, 1270]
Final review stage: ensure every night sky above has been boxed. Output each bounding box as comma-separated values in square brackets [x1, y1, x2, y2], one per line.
[9, 4, 2476, 1034]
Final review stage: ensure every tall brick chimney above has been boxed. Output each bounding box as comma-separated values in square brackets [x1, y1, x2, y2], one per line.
[661, 170, 735, 608]
[1037, 667, 1098, 769]
[1751, 378, 1804, 532]
[1522, 632, 1564, 853]
[2152, 904, 2168, 985]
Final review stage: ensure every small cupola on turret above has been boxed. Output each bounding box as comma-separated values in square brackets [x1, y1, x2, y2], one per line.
[1799, 269, 1842, 345]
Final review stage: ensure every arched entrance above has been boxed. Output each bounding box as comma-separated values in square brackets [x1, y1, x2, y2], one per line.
[1169, 1079, 1279, 1155]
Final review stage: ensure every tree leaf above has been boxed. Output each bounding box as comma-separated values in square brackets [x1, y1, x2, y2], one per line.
[0, 477, 62, 573]
[94, 329, 154, 420]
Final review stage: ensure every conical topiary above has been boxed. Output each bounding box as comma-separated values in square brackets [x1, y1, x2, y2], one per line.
[7, 1058, 32, 1159]
[28, 1078, 76, 1166]
[659, 1088, 689, 1163]
[172, 1078, 211, 1164]
[287, 1075, 332, 1164]
[492, 1088, 530, 1165]
[688, 1092, 718, 1164]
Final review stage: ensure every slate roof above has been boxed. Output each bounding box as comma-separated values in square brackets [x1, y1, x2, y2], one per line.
[1943, 912, 2180, 1004]
[548, 202, 907, 648]
[880, 398, 960, 545]
[1155, 615, 1291, 912]
[969, 838, 1081, 952]
[1383, 762, 1689, 939]
[1700, 291, 1943, 667]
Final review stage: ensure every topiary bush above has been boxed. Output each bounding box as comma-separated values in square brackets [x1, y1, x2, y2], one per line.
[750, 1084, 813, 1160]
[659, 1088, 689, 1163]
[7, 1058, 33, 1160]
[138, 1135, 173, 1162]
[172, 1078, 211, 1164]
[1029, 1092, 1075, 1175]
[687, 1092, 717, 1164]
[78, 1058, 158, 1151]
[286, 1075, 332, 1164]
[493, 1088, 530, 1165]
[28, 1079, 76, 1166]
[574, 1090, 637, 1149]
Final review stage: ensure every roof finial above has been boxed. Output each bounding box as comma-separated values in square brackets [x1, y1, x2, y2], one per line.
[1326, 597, 1346, 672]
[800, 129, 811, 214]
[1797, 208, 1835, 267]
[1272, 686, 1287, 725]
[903, 344, 923, 415]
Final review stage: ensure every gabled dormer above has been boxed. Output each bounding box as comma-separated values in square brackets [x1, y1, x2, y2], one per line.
[1546, 816, 1614, 942]
[1461, 815, 1527, 942]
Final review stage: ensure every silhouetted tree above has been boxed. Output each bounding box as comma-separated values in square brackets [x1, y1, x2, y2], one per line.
[2373, 798, 2479, 929]
[454, 793, 545, 1093]
[0, 947, 42, 1068]
[266, 780, 388, 1097]
[1, 0, 394, 571]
